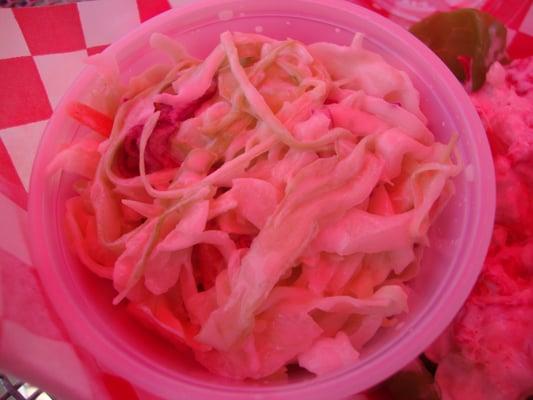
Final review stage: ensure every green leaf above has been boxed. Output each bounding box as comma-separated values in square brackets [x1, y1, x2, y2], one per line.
[410, 8, 507, 91]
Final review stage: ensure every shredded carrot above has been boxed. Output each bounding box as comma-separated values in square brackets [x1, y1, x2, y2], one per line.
[66, 101, 114, 137]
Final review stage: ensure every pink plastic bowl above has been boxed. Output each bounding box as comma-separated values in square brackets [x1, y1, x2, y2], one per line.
[28, 0, 495, 399]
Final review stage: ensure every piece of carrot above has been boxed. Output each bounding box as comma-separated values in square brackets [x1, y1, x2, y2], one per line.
[66, 101, 114, 137]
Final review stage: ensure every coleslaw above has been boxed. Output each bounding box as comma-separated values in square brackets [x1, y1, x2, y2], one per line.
[49, 31, 460, 380]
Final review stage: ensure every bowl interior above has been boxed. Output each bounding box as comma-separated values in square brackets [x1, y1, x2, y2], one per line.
[30, 1, 493, 398]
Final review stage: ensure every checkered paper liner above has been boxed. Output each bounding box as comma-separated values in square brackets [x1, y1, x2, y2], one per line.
[0, 1, 532, 399]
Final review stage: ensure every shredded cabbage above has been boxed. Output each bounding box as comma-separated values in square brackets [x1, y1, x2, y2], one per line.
[51, 31, 460, 379]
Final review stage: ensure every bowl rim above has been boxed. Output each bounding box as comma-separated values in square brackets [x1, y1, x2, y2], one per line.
[28, 0, 495, 398]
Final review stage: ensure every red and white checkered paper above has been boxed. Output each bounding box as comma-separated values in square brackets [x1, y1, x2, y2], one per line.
[0, 1, 532, 399]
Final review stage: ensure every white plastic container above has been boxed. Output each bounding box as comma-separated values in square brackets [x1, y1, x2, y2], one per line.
[28, 1, 495, 399]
